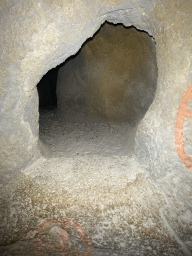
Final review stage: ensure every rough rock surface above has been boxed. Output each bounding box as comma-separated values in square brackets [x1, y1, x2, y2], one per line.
[57, 23, 157, 125]
[0, 0, 192, 255]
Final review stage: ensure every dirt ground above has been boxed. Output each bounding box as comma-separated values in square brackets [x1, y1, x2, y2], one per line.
[38, 106, 138, 159]
[1, 107, 191, 256]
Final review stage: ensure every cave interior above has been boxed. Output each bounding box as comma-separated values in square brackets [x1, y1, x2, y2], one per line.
[37, 22, 157, 158]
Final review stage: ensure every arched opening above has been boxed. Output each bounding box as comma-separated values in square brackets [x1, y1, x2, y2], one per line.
[38, 22, 158, 158]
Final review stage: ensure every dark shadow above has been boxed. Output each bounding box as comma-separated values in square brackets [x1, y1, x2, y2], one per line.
[37, 66, 59, 110]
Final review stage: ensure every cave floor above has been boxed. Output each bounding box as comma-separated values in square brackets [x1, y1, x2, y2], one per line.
[0, 107, 190, 256]
[38, 106, 137, 159]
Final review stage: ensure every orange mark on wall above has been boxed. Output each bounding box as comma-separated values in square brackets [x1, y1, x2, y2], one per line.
[175, 83, 192, 172]
[34, 218, 93, 256]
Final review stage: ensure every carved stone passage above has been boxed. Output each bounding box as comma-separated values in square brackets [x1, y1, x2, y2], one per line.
[57, 23, 157, 125]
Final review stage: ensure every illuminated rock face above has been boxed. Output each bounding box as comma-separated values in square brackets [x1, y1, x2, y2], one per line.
[57, 23, 157, 125]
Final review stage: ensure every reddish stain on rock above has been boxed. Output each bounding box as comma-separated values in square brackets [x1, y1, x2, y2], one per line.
[175, 83, 192, 172]
[34, 218, 93, 256]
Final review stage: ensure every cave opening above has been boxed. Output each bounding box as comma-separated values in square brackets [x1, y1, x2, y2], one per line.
[38, 22, 158, 158]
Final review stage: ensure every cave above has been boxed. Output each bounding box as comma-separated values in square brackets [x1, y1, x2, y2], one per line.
[38, 22, 157, 158]
[1, 1, 192, 255]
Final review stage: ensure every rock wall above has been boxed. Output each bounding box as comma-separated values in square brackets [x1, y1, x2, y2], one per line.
[57, 23, 157, 125]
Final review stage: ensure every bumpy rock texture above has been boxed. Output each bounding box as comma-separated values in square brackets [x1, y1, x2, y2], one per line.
[0, 0, 192, 255]
[57, 23, 157, 125]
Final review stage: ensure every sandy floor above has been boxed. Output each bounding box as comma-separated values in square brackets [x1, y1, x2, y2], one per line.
[39, 106, 138, 159]
[1, 107, 190, 256]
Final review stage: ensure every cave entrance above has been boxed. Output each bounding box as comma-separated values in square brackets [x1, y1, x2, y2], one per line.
[38, 22, 157, 158]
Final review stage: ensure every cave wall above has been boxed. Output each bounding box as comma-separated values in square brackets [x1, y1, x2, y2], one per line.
[57, 23, 158, 125]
